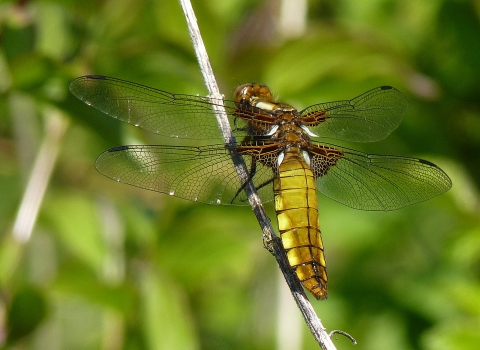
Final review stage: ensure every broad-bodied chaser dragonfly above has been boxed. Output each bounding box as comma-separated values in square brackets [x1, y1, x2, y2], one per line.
[70, 76, 451, 299]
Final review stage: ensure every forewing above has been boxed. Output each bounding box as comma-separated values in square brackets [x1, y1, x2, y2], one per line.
[70, 75, 242, 139]
[309, 143, 452, 211]
[301, 86, 408, 143]
[94, 144, 276, 205]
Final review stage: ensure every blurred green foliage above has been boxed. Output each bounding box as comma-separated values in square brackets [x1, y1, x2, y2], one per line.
[0, 0, 479, 349]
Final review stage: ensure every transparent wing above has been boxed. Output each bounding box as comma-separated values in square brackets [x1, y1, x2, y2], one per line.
[70, 75, 242, 139]
[95, 142, 451, 210]
[301, 86, 408, 143]
[94, 144, 276, 205]
[309, 143, 452, 211]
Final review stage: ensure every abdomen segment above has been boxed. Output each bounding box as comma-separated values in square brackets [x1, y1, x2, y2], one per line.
[274, 152, 327, 299]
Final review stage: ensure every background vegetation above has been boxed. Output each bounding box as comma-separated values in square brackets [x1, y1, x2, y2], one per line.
[0, 0, 479, 349]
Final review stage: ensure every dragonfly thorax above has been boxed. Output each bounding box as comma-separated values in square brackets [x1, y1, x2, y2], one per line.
[274, 123, 312, 148]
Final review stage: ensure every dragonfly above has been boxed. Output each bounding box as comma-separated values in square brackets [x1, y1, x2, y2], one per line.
[70, 75, 452, 300]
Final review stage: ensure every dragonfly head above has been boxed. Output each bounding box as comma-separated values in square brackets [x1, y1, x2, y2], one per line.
[234, 83, 273, 106]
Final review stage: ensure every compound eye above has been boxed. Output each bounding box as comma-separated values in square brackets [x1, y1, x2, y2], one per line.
[234, 83, 255, 103]
[234, 83, 274, 104]
[257, 85, 273, 101]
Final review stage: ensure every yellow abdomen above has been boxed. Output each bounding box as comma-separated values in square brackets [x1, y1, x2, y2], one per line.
[274, 150, 327, 299]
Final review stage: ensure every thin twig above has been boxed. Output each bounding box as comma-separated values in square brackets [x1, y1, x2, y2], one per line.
[12, 108, 69, 242]
[178, 0, 336, 348]
[329, 330, 357, 345]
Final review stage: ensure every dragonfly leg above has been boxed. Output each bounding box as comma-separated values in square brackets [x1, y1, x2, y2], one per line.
[230, 157, 258, 204]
